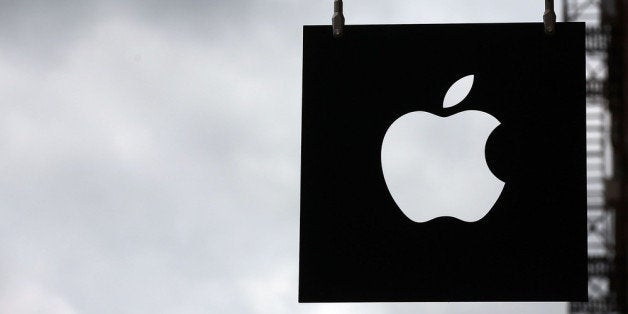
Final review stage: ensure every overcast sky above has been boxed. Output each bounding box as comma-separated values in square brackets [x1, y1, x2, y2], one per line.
[0, 1, 570, 313]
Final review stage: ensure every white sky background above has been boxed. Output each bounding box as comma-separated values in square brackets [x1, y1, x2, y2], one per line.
[0, 0, 569, 313]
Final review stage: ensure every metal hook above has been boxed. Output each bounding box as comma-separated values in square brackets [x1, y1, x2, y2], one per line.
[332, 0, 345, 38]
[544, 0, 556, 35]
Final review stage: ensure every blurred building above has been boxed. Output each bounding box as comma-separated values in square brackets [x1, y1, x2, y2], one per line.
[567, 0, 626, 313]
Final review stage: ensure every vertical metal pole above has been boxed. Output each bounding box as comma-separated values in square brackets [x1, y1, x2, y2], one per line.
[332, 0, 345, 38]
[611, 2, 628, 312]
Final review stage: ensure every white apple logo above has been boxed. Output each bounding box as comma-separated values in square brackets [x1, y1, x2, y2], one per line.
[381, 75, 504, 223]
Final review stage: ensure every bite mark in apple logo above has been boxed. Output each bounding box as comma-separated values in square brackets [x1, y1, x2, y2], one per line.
[381, 75, 505, 223]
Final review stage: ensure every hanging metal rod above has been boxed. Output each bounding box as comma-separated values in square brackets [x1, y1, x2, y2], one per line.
[544, 0, 557, 34]
[332, 1, 558, 38]
[332, 0, 344, 38]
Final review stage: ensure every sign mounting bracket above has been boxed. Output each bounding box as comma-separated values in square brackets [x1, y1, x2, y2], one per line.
[331, 0, 557, 38]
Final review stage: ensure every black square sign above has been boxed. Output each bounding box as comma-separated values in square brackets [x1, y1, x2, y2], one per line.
[299, 23, 587, 302]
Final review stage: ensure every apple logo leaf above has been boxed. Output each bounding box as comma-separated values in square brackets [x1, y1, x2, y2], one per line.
[443, 75, 474, 108]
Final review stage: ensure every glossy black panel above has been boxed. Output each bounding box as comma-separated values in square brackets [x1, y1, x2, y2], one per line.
[299, 23, 587, 302]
